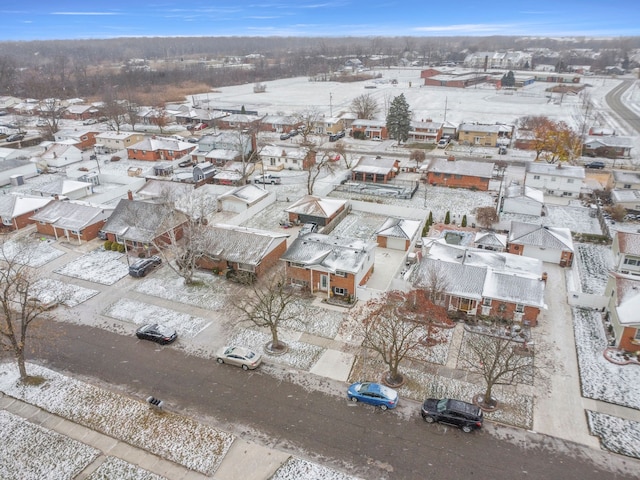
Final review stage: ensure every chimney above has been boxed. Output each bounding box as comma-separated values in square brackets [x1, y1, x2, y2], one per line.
[447, 155, 455, 161]
[54, 194, 59, 200]
[127, 190, 133, 200]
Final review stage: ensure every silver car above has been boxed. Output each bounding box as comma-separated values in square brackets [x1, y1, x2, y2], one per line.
[216, 346, 262, 370]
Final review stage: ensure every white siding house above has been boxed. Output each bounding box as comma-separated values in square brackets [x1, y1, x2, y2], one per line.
[525, 163, 584, 198]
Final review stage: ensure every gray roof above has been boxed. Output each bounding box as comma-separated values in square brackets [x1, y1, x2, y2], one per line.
[508, 221, 574, 251]
[281, 233, 377, 274]
[353, 156, 398, 175]
[203, 224, 288, 266]
[30, 200, 111, 230]
[101, 199, 187, 243]
[612, 170, 640, 183]
[413, 258, 486, 300]
[375, 217, 421, 240]
[526, 163, 585, 179]
[285, 195, 348, 218]
[427, 158, 494, 179]
[584, 135, 633, 148]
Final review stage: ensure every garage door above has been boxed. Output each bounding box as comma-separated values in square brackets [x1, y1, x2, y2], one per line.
[386, 237, 407, 251]
[522, 246, 561, 264]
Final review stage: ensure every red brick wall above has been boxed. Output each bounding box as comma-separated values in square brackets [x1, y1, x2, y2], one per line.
[35, 219, 106, 242]
[484, 301, 540, 327]
[507, 244, 523, 256]
[426, 173, 490, 191]
[127, 149, 160, 161]
[619, 326, 640, 353]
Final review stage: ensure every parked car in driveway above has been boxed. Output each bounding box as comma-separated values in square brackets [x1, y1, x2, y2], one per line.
[128, 256, 162, 277]
[585, 161, 605, 169]
[280, 132, 291, 140]
[347, 382, 398, 410]
[420, 398, 483, 433]
[216, 346, 262, 370]
[136, 324, 177, 345]
[6, 133, 25, 142]
[254, 173, 281, 184]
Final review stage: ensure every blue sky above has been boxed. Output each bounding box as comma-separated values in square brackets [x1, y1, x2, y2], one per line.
[1, 1, 638, 41]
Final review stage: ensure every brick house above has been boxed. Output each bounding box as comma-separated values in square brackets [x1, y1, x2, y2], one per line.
[507, 221, 574, 267]
[458, 123, 513, 147]
[351, 119, 387, 140]
[285, 195, 349, 227]
[32, 178, 93, 200]
[351, 156, 400, 183]
[100, 199, 187, 256]
[413, 241, 546, 326]
[38, 143, 83, 168]
[94, 131, 146, 153]
[422, 158, 494, 191]
[195, 224, 289, 278]
[218, 184, 269, 213]
[30, 200, 112, 244]
[408, 120, 443, 143]
[63, 104, 99, 121]
[126, 137, 197, 162]
[260, 115, 299, 133]
[375, 217, 422, 251]
[216, 113, 264, 131]
[604, 272, 640, 352]
[583, 135, 633, 159]
[281, 233, 376, 300]
[0, 195, 52, 232]
[54, 128, 100, 151]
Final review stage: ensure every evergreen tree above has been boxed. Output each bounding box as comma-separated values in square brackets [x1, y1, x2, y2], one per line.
[241, 105, 246, 114]
[461, 215, 467, 227]
[501, 71, 516, 87]
[444, 211, 450, 225]
[524, 60, 530, 70]
[428, 211, 433, 225]
[386, 94, 411, 144]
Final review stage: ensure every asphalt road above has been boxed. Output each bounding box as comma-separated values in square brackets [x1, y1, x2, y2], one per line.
[27, 321, 638, 480]
[605, 79, 640, 134]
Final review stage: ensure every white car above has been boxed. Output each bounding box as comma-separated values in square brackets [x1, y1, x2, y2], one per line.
[216, 346, 262, 370]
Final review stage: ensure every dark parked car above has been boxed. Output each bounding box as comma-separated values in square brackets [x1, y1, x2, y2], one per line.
[6, 133, 25, 142]
[128, 256, 162, 277]
[280, 132, 291, 140]
[421, 398, 483, 433]
[585, 161, 605, 169]
[299, 222, 318, 236]
[329, 134, 339, 142]
[135, 324, 177, 345]
[178, 159, 194, 168]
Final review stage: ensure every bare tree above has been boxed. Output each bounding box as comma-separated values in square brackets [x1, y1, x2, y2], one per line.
[409, 149, 426, 170]
[350, 93, 380, 119]
[149, 105, 169, 134]
[333, 141, 356, 169]
[234, 272, 299, 354]
[102, 86, 127, 133]
[419, 262, 451, 305]
[460, 328, 534, 408]
[357, 290, 428, 386]
[0, 240, 58, 380]
[475, 206, 499, 229]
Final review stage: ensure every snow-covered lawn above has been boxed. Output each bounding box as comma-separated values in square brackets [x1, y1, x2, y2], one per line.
[282, 298, 346, 339]
[2, 237, 64, 267]
[87, 457, 167, 480]
[226, 328, 325, 370]
[573, 307, 640, 410]
[271, 457, 359, 480]
[587, 411, 640, 459]
[0, 410, 99, 480]
[0, 363, 234, 476]
[103, 298, 211, 339]
[54, 249, 129, 285]
[134, 267, 236, 311]
[31, 278, 99, 307]
[574, 243, 613, 295]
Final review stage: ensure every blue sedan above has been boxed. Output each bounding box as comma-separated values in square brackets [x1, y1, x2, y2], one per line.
[347, 382, 399, 410]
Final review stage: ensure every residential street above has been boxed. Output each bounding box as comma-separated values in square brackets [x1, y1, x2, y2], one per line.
[26, 321, 639, 480]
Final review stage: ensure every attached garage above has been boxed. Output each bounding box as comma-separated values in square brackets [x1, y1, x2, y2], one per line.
[375, 217, 421, 252]
[522, 245, 562, 264]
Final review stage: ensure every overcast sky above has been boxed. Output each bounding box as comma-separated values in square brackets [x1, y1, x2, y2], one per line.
[2, 1, 638, 41]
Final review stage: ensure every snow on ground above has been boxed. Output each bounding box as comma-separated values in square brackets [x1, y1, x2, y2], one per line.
[572, 307, 640, 410]
[87, 457, 167, 480]
[574, 243, 613, 295]
[54, 249, 129, 285]
[0, 410, 99, 480]
[587, 411, 640, 459]
[2, 237, 64, 268]
[135, 265, 237, 311]
[0, 363, 234, 476]
[270, 457, 359, 480]
[282, 299, 346, 339]
[104, 298, 210, 339]
[31, 278, 99, 307]
[227, 328, 324, 371]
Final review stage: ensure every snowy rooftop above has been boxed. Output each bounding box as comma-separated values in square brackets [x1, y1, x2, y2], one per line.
[427, 158, 494, 178]
[374, 217, 421, 240]
[102, 199, 187, 242]
[584, 136, 634, 148]
[611, 189, 640, 203]
[459, 123, 512, 133]
[526, 163, 586, 179]
[611, 170, 640, 183]
[30, 200, 111, 230]
[219, 184, 269, 204]
[612, 273, 640, 327]
[285, 195, 348, 218]
[204, 224, 289, 265]
[509, 221, 574, 251]
[128, 137, 196, 152]
[0, 195, 52, 219]
[95, 131, 140, 141]
[32, 178, 92, 196]
[615, 231, 640, 256]
[505, 184, 544, 203]
[281, 233, 376, 274]
[260, 144, 307, 160]
[352, 156, 398, 174]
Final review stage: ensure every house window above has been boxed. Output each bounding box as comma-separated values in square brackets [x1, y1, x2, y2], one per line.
[482, 298, 492, 307]
[515, 304, 525, 313]
[333, 287, 346, 296]
[237, 263, 255, 272]
[288, 261, 305, 268]
[2, 218, 12, 226]
[335, 271, 347, 278]
[454, 175, 462, 179]
[533, 175, 540, 180]
[551, 177, 556, 182]
[635, 329, 640, 340]
[624, 258, 638, 266]
[567, 179, 574, 183]
[624, 184, 632, 189]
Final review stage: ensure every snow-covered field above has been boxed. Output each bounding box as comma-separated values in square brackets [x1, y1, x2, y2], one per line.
[2, 237, 64, 268]
[54, 249, 129, 285]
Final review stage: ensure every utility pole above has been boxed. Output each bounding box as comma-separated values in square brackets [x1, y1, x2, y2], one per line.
[329, 93, 333, 117]
[443, 97, 448, 122]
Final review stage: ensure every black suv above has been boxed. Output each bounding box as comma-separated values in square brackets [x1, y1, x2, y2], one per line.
[585, 161, 605, 169]
[421, 398, 483, 433]
[129, 256, 162, 277]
